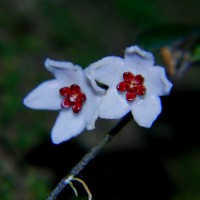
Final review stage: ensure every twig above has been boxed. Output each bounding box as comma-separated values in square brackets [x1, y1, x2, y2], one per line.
[47, 112, 132, 200]
[72, 177, 92, 200]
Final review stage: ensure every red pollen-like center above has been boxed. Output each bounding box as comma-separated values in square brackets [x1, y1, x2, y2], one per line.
[59, 84, 86, 113]
[116, 72, 146, 102]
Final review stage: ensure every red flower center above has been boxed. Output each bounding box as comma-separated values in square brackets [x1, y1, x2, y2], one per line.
[59, 84, 86, 113]
[116, 72, 146, 102]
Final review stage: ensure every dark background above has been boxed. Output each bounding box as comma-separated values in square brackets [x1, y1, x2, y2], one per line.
[0, 0, 200, 199]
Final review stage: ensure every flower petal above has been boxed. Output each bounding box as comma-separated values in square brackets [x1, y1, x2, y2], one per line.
[85, 108, 99, 130]
[83, 94, 100, 130]
[45, 58, 84, 85]
[85, 56, 126, 93]
[143, 66, 173, 96]
[124, 46, 154, 73]
[99, 89, 130, 119]
[130, 95, 161, 128]
[79, 84, 100, 130]
[51, 110, 86, 144]
[23, 79, 62, 110]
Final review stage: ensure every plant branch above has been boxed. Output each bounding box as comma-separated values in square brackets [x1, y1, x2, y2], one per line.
[47, 111, 132, 200]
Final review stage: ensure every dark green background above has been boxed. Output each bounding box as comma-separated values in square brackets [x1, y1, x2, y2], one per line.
[1, 0, 200, 199]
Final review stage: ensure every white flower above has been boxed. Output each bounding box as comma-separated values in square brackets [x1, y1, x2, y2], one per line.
[85, 45, 173, 128]
[23, 58, 100, 144]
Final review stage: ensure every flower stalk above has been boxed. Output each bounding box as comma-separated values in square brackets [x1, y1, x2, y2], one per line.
[46, 112, 132, 200]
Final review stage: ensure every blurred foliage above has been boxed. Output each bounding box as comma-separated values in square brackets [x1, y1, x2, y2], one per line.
[168, 151, 200, 200]
[114, 0, 163, 28]
[192, 45, 200, 61]
[0, 0, 200, 199]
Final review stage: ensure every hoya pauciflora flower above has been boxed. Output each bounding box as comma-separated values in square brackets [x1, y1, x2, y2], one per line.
[23, 59, 100, 144]
[85, 45, 173, 128]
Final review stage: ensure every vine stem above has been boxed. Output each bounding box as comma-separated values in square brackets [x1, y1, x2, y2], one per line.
[47, 112, 132, 200]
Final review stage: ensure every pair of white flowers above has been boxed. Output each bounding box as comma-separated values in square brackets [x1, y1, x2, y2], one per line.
[24, 45, 173, 144]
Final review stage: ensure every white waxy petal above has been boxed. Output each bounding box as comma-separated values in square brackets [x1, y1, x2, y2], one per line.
[45, 58, 84, 85]
[87, 45, 172, 129]
[24, 58, 102, 144]
[51, 110, 86, 144]
[85, 56, 126, 93]
[143, 66, 173, 96]
[130, 95, 161, 128]
[23, 79, 62, 110]
[99, 89, 130, 119]
[82, 95, 100, 130]
[77, 83, 101, 130]
[125, 46, 154, 72]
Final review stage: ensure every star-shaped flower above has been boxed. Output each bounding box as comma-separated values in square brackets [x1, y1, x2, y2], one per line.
[85, 45, 173, 128]
[23, 59, 100, 144]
